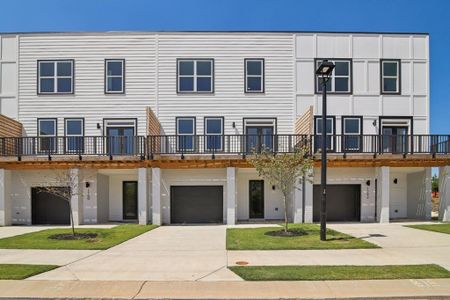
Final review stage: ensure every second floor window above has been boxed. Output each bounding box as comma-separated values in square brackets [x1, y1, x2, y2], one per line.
[177, 59, 214, 93]
[65, 118, 84, 153]
[176, 117, 195, 151]
[38, 60, 74, 94]
[38, 118, 57, 152]
[315, 59, 352, 94]
[245, 59, 264, 93]
[105, 59, 125, 93]
[205, 117, 224, 151]
[381, 59, 401, 94]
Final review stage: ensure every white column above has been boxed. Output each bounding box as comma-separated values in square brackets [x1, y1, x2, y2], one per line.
[138, 168, 149, 225]
[226, 167, 237, 225]
[377, 166, 390, 223]
[303, 177, 313, 223]
[82, 170, 98, 224]
[70, 168, 82, 226]
[0, 169, 12, 226]
[439, 166, 450, 222]
[424, 167, 432, 220]
[151, 167, 161, 225]
[293, 182, 303, 223]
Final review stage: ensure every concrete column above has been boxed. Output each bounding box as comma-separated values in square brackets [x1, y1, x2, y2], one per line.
[439, 166, 450, 222]
[138, 168, 149, 225]
[424, 167, 432, 220]
[226, 167, 237, 225]
[82, 169, 98, 224]
[303, 177, 313, 223]
[0, 169, 12, 226]
[69, 168, 82, 226]
[151, 167, 161, 225]
[293, 176, 311, 224]
[377, 166, 390, 223]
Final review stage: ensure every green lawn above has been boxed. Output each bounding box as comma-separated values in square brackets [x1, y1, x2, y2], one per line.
[230, 264, 450, 281]
[0, 224, 157, 250]
[406, 223, 450, 235]
[227, 224, 378, 250]
[0, 264, 58, 280]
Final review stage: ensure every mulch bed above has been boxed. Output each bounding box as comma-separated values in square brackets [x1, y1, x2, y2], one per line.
[48, 233, 98, 240]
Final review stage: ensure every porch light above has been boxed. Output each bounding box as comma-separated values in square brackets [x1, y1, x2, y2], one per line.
[315, 60, 335, 76]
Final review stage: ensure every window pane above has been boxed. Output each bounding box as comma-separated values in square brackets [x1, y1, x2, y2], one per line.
[344, 119, 360, 134]
[206, 119, 222, 134]
[108, 77, 123, 92]
[178, 119, 194, 134]
[197, 77, 212, 92]
[57, 62, 72, 76]
[383, 78, 397, 92]
[207, 135, 222, 150]
[40, 78, 54, 93]
[40, 62, 54, 76]
[178, 135, 194, 150]
[57, 78, 72, 93]
[334, 61, 349, 76]
[179, 61, 194, 75]
[335, 78, 349, 92]
[179, 77, 194, 91]
[107, 61, 123, 76]
[66, 120, 82, 135]
[317, 77, 331, 92]
[196, 61, 211, 76]
[247, 61, 262, 75]
[247, 77, 262, 91]
[67, 136, 83, 152]
[316, 119, 333, 134]
[39, 120, 55, 135]
[383, 62, 398, 76]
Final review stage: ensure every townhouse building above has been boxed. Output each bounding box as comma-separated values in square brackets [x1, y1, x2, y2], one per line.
[0, 31, 449, 226]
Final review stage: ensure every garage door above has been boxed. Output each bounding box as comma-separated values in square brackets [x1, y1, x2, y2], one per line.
[32, 187, 70, 225]
[313, 184, 361, 222]
[171, 186, 223, 224]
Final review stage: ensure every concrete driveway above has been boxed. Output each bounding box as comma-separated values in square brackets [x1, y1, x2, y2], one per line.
[29, 225, 241, 281]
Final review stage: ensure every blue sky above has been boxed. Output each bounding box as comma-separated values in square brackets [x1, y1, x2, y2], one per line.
[1, 0, 449, 133]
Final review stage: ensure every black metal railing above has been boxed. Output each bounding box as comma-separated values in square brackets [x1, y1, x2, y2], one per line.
[1, 134, 449, 158]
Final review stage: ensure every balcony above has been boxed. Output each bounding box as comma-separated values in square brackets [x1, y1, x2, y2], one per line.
[1, 134, 450, 160]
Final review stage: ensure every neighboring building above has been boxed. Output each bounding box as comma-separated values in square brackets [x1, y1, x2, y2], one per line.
[0, 31, 448, 226]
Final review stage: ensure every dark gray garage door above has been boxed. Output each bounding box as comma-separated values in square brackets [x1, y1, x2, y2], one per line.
[32, 187, 70, 225]
[171, 186, 223, 224]
[313, 184, 361, 222]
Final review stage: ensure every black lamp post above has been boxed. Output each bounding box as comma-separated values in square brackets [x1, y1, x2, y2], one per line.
[315, 60, 335, 241]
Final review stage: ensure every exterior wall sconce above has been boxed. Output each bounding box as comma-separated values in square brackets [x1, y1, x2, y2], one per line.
[232, 122, 236, 128]
[393, 178, 398, 184]
[97, 123, 101, 129]
[85, 182, 91, 188]
[372, 120, 377, 127]
[272, 185, 276, 190]
[366, 180, 371, 186]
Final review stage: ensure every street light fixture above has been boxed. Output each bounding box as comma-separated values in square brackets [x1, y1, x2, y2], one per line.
[315, 59, 335, 241]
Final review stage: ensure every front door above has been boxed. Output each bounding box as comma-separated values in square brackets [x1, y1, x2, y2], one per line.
[123, 181, 138, 220]
[246, 127, 274, 153]
[249, 180, 264, 219]
[107, 127, 135, 155]
[382, 127, 408, 153]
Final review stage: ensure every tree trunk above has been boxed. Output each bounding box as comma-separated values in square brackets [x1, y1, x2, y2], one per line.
[282, 193, 288, 233]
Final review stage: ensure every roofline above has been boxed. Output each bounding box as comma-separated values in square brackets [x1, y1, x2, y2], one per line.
[0, 30, 430, 36]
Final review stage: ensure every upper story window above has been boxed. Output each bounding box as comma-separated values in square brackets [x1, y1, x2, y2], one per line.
[105, 59, 125, 94]
[314, 116, 335, 151]
[342, 116, 362, 152]
[38, 118, 57, 152]
[38, 60, 74, 94]
[245, 59, 264, 93]
[176, 117, 196, 151]
[177, 59, 214, 93]
[315, 59, 352, 94]
[204, 117, 224, 151]
[65, 118, 84, 153]
[381, 59, 401, 94]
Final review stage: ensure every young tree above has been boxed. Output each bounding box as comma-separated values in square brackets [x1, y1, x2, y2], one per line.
[432, 175, 439, 194]
[249, 146, 314, 233]
[38, 169, 82, 236]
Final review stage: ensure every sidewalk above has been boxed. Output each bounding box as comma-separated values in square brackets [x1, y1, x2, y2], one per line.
[1, 279, 450, 299]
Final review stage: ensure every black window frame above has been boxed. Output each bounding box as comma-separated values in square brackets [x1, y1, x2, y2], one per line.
[37, 118, 58, 153]
[64, 118, 85, 154]
[380, 59, 401, 95]
[204, 116, 224, 152]
[105, 59, 125, 94]
[341, 116, 363, 152]
[176, 58, 214, 94]
[314, 115, 336, 152]
[244, 58, 265, 93]
[314, 58, 353, 95]
[176, 116, 196, 152]
[37, 60, 74, 95]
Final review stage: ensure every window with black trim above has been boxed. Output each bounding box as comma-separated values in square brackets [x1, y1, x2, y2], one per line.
[105, 59, 125, 93]
[176, 117, 196, 151]
[204, 117, 224, 151]
[38, 60, 73, 94]
[65, 118, 84, 153]
[315, 59, 351, 94]
[381, 59, 401, 94]
[245, 59, 264, 93]
[177, 59, 213, 93]
[314, 116, 335, 151]
[342, 117, 362, 152]
[38, 118, 57, 153]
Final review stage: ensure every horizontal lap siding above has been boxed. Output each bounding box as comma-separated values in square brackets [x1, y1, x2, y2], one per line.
[18, 34, 157, 136]
[156, 33, 295, 135]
